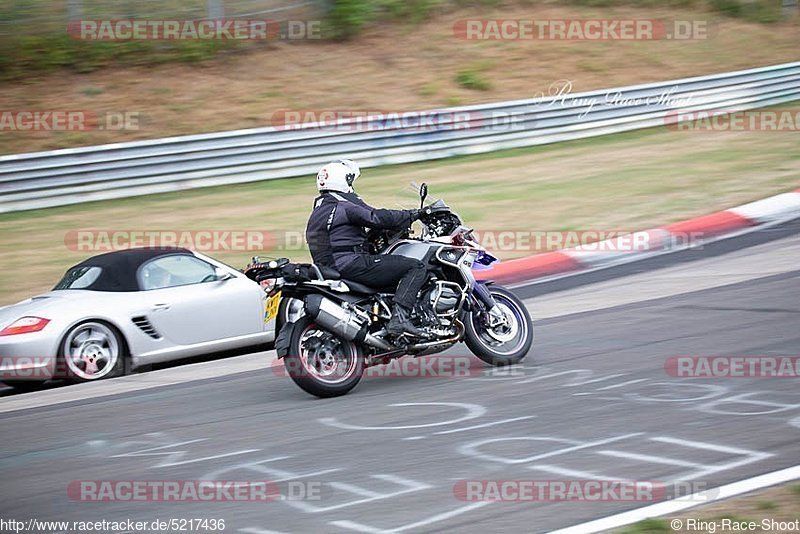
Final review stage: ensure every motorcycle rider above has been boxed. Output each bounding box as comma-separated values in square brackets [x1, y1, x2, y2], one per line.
[305, 159, 429, 338]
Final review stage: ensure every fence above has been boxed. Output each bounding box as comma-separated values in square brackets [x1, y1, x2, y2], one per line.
[0, 61, 798, 213]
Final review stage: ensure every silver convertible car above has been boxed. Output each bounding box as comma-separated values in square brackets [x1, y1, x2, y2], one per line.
[0, 247, 276, 389]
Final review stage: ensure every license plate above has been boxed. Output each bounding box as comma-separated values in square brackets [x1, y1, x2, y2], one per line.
[265, 291, 282, 323]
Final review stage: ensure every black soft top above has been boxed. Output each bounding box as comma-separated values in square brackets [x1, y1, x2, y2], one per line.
[61, 247, 194, 292]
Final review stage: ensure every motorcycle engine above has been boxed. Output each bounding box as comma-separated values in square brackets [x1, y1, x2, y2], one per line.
[422, 282, 463, 318]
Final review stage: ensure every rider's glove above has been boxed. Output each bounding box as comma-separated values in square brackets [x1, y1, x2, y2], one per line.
[407, 209, 423, 221]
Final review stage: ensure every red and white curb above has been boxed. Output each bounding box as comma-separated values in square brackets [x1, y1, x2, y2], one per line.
[479, 188, 800, 285]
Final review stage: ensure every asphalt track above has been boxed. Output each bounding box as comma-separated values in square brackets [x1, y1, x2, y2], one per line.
[1, 221, 799, 533]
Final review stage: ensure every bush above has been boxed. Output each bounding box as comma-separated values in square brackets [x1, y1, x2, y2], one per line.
[455, 68, 491, 91]
[324, 0, 375, 40]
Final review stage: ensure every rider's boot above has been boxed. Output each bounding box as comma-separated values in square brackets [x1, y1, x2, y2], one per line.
[386, 303, 429, 338]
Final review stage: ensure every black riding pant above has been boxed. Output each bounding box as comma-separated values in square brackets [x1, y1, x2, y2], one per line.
[339, 254, 427, 309]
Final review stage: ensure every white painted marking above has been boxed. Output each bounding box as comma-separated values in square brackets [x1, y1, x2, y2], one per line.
[433, 415, 535, 435]
[790, 416, 800, 429]
[330, 501, 490, 533]
[595, 378, 650, 391]
[87, 432, 170, 454]
[625, 382, 727, 403]
[651, 436, 769, 457]
[649, 436, 773, 482]
[288, 474, 431, 514]
[459, 433, 643, 465]
[202, 456, 341, 484]
[697, 392, 800, 416]
[319, 402, 486, 431]
[547, 464, 800, 534]
[328, 481, 384, 499]
[513, 369, 628, 386]
[528, 464, 628, 482]
[597, 450, 704, 469]
[329, 521, 384, 534]
[109, 438, 259, 468]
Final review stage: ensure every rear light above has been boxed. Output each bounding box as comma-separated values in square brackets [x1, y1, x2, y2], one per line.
[0, 316, 51, 336]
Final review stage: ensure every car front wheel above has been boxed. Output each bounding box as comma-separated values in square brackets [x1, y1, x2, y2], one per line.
[60, 321, 127, 382]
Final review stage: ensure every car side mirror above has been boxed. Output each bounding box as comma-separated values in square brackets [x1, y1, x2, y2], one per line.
[215, 267, 234, 281]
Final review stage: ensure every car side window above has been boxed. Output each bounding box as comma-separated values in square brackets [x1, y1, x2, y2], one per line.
[54, 266, 102, 290]
[139, 255, 216, 291]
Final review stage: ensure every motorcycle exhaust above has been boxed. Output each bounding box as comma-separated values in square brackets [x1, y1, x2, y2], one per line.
[304, 294, 392, 351]
[406, 319, 465, 352]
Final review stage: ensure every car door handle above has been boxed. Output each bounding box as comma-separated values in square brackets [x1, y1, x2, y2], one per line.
[152, 303, 171, 311]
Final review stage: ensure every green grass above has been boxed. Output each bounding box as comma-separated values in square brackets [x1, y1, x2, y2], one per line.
[455, 61, 494, 92]
[756, 500, 778, 510]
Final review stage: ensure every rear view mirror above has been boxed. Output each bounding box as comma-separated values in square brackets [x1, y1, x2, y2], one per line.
[215, 267, 234, 281]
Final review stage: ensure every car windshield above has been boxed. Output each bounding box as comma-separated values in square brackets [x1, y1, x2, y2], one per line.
[53, 266, 102, 290]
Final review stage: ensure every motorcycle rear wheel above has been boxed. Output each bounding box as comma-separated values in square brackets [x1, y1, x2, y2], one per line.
[284, 316, 365, 398]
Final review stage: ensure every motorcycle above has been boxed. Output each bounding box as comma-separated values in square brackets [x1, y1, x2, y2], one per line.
[245, 183, 534, 397]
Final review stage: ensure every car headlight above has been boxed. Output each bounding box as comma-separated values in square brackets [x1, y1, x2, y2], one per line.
[0, 316, 51, 336]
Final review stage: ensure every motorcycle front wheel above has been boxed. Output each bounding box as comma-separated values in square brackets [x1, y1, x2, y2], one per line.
[284, 316, 365, 398]
[464, 285, 533, 366]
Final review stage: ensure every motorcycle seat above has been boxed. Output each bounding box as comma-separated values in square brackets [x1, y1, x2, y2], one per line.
[341, 279, 381, 295]
[315, 265, 341, 280]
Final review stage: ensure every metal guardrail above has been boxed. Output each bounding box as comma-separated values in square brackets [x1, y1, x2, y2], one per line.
[1, 61, 799, 213]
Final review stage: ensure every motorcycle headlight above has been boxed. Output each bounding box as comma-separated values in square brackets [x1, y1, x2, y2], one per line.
[441, 248, 460, 263]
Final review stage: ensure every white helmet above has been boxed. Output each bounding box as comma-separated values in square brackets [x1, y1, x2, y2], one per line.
[316, 159, 361, 193]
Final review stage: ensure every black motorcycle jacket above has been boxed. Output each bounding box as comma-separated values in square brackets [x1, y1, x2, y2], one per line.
[305, 191, 419, 271]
